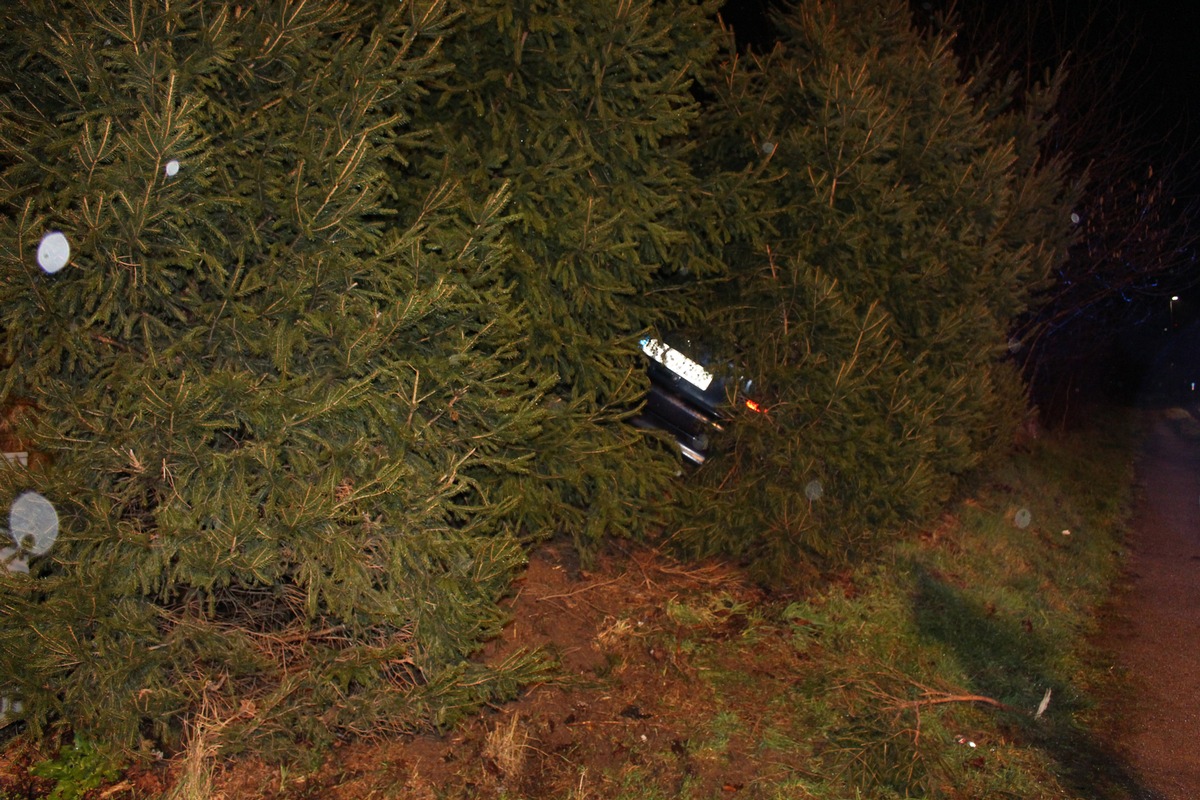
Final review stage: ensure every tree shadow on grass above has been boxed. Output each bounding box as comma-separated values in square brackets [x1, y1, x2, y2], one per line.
[912, 565, 1162, 800]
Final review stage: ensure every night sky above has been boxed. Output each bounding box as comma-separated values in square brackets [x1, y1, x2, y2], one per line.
[1107, 2, 1200, 157]
[718, 1, 1200, 169]
[953, 1, 1200, 177]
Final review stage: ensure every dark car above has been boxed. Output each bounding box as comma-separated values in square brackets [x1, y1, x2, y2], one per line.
[632, 336, 761, 465]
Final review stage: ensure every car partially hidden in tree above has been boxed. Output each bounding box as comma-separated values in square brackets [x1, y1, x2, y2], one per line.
[632, 336, 762, 465]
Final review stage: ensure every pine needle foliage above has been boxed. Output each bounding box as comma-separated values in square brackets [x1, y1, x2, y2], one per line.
[413, 0, 731, 551]
[678, 0, 1078, 579]
[0, 0, 552, 754]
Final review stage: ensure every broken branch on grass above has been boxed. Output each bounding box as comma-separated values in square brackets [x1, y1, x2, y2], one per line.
[891, 692, 1023, 714]
[861, 672, 1029, 716]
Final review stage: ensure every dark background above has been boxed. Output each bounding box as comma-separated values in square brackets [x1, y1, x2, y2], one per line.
[716, 0, 1200, 412]
[718, 1, 1200, 184]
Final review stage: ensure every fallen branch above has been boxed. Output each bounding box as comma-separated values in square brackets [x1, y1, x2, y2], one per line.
[859, 672, 1033, 717]
[890, 692, 1023, 715]
[535, 575, 626, 601]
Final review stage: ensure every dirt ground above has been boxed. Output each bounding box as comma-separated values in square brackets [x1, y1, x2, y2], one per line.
[1096, 410, 1200, 800]
[197, 542, 784, 800]
[0, 537, 789, 800]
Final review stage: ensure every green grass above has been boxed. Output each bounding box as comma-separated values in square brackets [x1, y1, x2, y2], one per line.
[591, 413, 1144, 799]
[770, 418, 1141, 798]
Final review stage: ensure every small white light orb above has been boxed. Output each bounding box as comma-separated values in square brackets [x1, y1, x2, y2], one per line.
[10, 491, 58, 555]
[36, 231, 70, 273]
[805, 480, 824, 502]
[762, 141, 776, 155]
[165, 159, 180, 177]
[1070, 212, 1081, 224]
[1014, 508, 1032, 529]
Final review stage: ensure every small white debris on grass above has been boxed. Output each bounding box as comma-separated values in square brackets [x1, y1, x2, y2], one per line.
[1035, 688, 1052, 719]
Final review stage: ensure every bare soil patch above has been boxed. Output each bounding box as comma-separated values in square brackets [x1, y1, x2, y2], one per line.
[167, 541, 802, 799]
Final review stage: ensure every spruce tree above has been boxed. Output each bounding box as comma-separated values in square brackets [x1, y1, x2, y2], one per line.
[679, 0, 1077, 575]
[414, 0, 729, 549]
[762, 0, 1074, 469]
[0, 0, 549, 753]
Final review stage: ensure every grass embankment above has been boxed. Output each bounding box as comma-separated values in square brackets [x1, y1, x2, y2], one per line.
[5, 414, 1144, 799]
[559, 418, 1142, 800]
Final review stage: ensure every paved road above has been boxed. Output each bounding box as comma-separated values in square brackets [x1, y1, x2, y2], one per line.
[1102, 412, 1200, 799]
